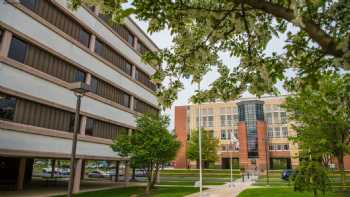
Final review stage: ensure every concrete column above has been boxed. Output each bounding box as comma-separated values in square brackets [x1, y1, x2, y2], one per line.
[129, 96, 135, 111]
[89, 35, 96, 52]
[85, 73, 92, 85]
[16, 158, 26, 191]
[132, 65, 136, 79]
[80, 116, 87, 135]
[0, 30, 12, 57]
[72, 159, 82, 193]
[133, 37, 138, 50]
[51, 159, 56, 178]
[115, 161, 120, 182]
[124, 160, 129, 186]
[81, 160, 85, 180]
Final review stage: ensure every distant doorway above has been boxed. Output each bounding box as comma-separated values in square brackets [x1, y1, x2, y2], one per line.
[221, 158, 239, 169]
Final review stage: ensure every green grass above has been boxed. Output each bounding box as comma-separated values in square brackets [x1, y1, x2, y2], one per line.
[157, 180, 226, 186]
[238, 188, 350, 197]
[57, 186, 199, 197]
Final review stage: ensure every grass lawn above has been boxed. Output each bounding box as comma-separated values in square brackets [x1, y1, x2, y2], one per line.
[238, 188, 350, 197]
[57, 186, 199, 197]
[157, 180, 226, 186]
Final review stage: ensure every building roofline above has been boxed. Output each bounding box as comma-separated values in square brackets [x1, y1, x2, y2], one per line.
[177, 95, 290, 107]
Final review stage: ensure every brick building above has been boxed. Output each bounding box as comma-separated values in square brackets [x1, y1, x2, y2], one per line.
[174, 96, 350, 170]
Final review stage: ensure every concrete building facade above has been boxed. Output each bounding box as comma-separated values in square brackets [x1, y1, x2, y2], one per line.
[174, 96, 300, 171]
[0, 0, 158, 192]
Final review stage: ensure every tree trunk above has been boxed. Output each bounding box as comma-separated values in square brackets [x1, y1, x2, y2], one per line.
[130, 168, 136, 181]
[145, 165, 154, 195]
[151, 163, 160, 189]
[313, 189, 318, 197]
[338, 152, 346, 191]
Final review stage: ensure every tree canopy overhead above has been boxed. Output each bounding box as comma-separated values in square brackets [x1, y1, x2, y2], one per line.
[71, 0, 350, 108]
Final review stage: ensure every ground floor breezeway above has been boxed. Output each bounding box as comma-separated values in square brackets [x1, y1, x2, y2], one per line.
[0, 155, 131, 196]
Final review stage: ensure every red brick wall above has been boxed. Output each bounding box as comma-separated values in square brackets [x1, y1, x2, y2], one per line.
[174, 106, 188, 168]
[256, 121, 267, 170]
[238, 122, 249, 169]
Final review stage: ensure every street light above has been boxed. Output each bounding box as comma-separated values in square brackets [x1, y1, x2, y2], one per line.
[230, 136, 238, 185]
[68, 82, 91, 197]
[265, 131, 270, 186]
[197, 82, 203, 197]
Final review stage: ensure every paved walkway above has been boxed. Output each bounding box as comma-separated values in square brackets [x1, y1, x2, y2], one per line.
[185, 176, 257, 197]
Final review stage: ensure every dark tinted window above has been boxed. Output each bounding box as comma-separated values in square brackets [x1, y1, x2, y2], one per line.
[8, 37, 27, 63]
[0, 93, 16, 121]
[85, 118, 95, 136]
[0, 29, 3, 46]
[94, 39, 103, 56]
[79, 29, 90, 47]
[20, 0, 36, 10]
[75, 70, 86, 82]
[90, 77, 98, 93]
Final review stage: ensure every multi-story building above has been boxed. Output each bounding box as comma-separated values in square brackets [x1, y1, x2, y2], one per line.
[0, 0, 158, 192]
[174, 96, 300, 171]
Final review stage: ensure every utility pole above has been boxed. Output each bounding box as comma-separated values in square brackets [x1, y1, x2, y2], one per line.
[197, 82, 203, 196]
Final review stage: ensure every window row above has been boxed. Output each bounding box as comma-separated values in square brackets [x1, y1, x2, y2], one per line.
[267, 127, 288, 138]
[19, 0, 156, 91]
[20, 0, 91, 47]
[135, 68, 157, 91]
[221, 144, 239, 151]
[265, 112, 287, 124]
[221, 129, 238, 140]
[133, 98, 158, 115]
[196, 116, 214, 128]
[0, 92, 128, 140]
[268, 144, 289, 151]
[7, 35, 134, 109]
[220, 114, 239, 127]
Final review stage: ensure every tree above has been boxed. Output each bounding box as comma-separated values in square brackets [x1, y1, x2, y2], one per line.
[284, 73, 350, 191]
[186, 129, 219, 168]
[70, 0, 350, 108]
[112, 114, 180, 193]
[292, 159, 330, 197]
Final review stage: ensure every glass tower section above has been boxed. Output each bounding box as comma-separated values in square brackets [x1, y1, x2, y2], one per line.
[238, 100, 264, 158]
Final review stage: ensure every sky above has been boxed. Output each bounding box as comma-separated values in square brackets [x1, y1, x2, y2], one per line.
[132, 17, 293, 131]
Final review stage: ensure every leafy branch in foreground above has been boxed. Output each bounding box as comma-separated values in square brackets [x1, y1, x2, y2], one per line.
[70, 0, 349, 108]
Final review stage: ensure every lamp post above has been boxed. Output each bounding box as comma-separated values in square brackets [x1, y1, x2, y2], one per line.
[197, 82, 203, 197]
[230, 136, 238, 185]
[68, 82, 91, 197]
[265, 132, 270, 186]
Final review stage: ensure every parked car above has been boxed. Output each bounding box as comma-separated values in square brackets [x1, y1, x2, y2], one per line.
[135, 169, 146, 177]
[88, 170, 108, 178]
[281, 169, 294, 180]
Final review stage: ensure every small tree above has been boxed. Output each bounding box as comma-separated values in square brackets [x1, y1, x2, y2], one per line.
[284, 73, 350, 191]
[187, 129, 219, 168]
[112, 114, 180, 194]
[292, 158, 330, 197]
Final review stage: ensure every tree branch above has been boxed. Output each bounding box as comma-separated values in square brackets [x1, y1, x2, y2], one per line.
[237, 0, 344, 58]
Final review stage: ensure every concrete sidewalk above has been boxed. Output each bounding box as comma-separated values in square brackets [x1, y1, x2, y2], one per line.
[185, 176, 256, 197]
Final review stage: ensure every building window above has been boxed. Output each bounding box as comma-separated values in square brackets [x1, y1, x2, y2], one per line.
[221, 130, 227, 140]
[85, 117, 128, 140]
[284, 144, 289, 150]
[267, 127, 273, 137]
[20, 0, 91, 47]
[273, 112, 279, 124]
[282, 127, 288, 137]
[222, 145, 226, 151]
[265, 112, 272, 124]
[277, 144, 282, 151]
[0, 93, 17, 121]
[135, 68, 157, 91]
[227, 129, 232, 140]
[269, 145, 273, 150]
[220, 115, 226, 126]
[280, 112, 287, 124]
[8, 35, 86, 83]
[274, 127, 281, 138]
[90, 76, 130, 107]
[134, 98, 158, 115]
[79, 29, 90, 47]
[94, 39, 132, 76]
[8, 37, 27, 63]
